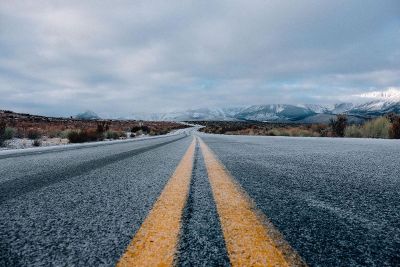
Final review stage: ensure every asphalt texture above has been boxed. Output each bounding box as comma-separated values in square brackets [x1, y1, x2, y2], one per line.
[1, 131, 400, 266]
[176, 143, 230, 267]
[200, 134, 400, 267]
[0, 134, 192, 266]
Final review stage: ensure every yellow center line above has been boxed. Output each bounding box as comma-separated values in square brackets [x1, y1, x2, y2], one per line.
[117, 137, 196, 267]
[198, 137, 307, 267]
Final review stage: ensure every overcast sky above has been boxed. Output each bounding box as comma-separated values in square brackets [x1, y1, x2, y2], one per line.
[1, 0, 399, 117]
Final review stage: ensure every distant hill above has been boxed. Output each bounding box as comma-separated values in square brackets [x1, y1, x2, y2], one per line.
[74, 110, 100, 120]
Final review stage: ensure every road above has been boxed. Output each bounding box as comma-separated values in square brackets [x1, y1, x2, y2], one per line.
[0, 130, 399, 266]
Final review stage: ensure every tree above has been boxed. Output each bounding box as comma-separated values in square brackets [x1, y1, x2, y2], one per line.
[330, 114, 348, 137]
[387, 113, 400, 139]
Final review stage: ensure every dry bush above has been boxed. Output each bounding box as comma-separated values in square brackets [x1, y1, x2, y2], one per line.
[344, 117, 392, 139]
[67, 129, 98, 143]
[33, 139, 42, 147]
[310, 124, 329, 136]
[58, 130, 72, 139]
[362, 117, 391, 138]
[96, 121, 109, 140]
[86, 129, 100, 141]
[105, 130, 125, 139]
[27, 129, 42, 140]
[67, 130, 84, 143]
[47, 130, 61, 138]
[344, 125, 363, 138]
[3, 127, 16, 140]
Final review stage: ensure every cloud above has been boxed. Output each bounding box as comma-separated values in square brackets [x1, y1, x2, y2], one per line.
[0, 0, 399, 117]
[352, 87, 400, 101]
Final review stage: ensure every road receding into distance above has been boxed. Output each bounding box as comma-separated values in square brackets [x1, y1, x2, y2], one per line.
[1, 129, 399, 266]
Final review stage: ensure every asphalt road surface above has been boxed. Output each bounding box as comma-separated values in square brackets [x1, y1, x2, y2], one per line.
[1, 131, 399, 266]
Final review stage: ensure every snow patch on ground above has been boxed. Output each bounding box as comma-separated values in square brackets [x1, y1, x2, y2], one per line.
[1, 138, 69, 150]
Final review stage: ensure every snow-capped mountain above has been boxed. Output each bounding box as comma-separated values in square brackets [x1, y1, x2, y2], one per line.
[347, 88, 400, 116]
[347, 101, 400, 116]
[298, 104, 333, 114]
[127, 107, 248, 121]
[234, 104, 315, 121]
[130, 88, 400, 122]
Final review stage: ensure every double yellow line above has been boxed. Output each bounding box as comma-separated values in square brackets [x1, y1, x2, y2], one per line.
[117, 136, 306, 267]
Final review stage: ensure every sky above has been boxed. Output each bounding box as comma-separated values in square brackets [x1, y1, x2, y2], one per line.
[0, 0, 399, 117]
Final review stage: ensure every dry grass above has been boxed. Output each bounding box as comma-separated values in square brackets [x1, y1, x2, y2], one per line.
[196, 121, 330, 137]
[345, 117, 391, 138]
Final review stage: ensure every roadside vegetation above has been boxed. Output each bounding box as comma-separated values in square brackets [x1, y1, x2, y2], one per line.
[195, 113, 400, 139]
[0, 110, 187, 148]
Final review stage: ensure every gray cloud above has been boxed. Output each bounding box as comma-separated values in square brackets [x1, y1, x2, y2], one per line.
[0, 0, 399, 117]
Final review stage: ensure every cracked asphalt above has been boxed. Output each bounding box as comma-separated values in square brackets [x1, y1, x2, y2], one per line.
[1, 131, 399, 266]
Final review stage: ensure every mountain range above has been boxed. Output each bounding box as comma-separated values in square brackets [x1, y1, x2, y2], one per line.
[73, 89, 400, 123]
[126, 89, 400, 123]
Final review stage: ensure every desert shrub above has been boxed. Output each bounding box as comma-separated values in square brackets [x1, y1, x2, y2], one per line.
[15, 128, 25, 138]
[105, 130, 125, 139]
[58, 130, 72, 139]
[119, 131, 127, 138]
[0, 121, 5, 146]
[27, 129, 42, 140]
[329, 114, 348, 137]
[131, 126, 142, 132]
[131, 125, 152, 135]
[3, 127, 16, 140]
[67, 130, 83, 143]
[344, 125, 363, 138]
[96, 121, 110, 135]
[362, 117, 390, 138]
[388, 114, 400, 139]
[153, 129, 168, 136]
[33, 139, 41, 147]
[141, 125, 150, 133]
[47, 130, 63, 138]
[86, 129, 100, 141]
[67, 129, 97, 143]
[105, 130, 119, 139]
[310, 124, 329, 136]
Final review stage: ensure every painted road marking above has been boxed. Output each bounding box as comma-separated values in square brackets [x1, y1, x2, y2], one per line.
[198, 137, 307, 267]
[117, 138, 196, 267]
